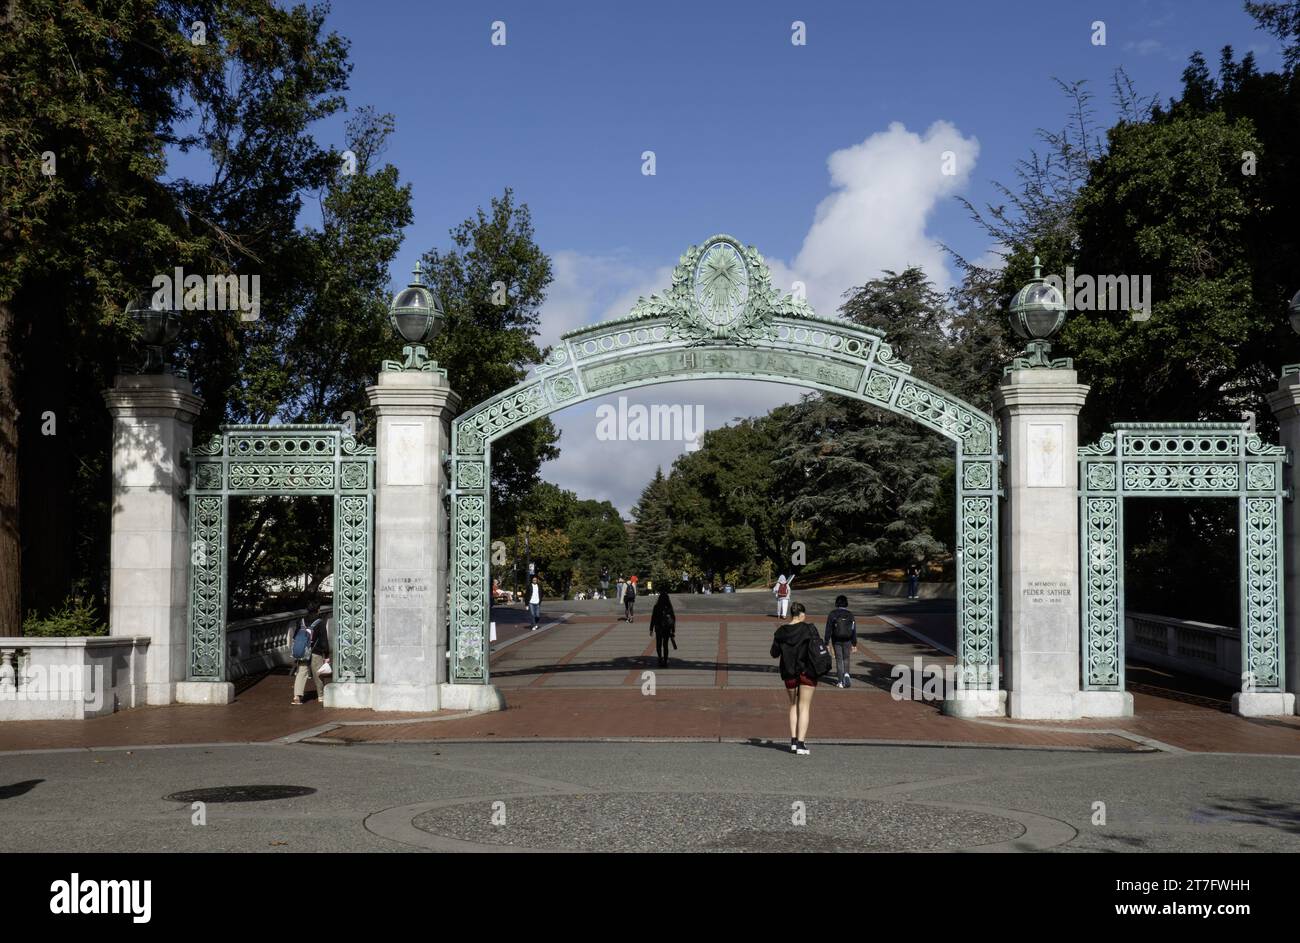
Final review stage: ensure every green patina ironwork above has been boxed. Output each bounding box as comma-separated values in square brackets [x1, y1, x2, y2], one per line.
[1078, 422, 1287, 692]
[186, 424, 376, 682]
[448, 234, 1001, 687]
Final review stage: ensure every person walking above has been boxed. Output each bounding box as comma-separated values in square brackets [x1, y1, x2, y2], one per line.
[770, 602, 825, 755]
[823, 594, 858, 688]
[649, 590, 677, 667]
[289, 601, 331, 706]
[773, 574, 793, 619]
[624, 575, 637, 622]
[528, 575, 542, 629]
[907, 563, 920, 599]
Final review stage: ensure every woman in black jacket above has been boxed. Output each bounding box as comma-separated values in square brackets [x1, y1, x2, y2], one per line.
[770, 602, 817, 755]
[649, 591, 676, 667]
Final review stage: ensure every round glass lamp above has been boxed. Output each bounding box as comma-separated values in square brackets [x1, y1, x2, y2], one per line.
[125, 292, 181, 374]
[385, 262, 444, 371]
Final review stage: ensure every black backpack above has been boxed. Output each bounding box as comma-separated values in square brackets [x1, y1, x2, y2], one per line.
[800, 624, 832, 676]
[804, 627, 833, 677]
[830, 610, 855, 641]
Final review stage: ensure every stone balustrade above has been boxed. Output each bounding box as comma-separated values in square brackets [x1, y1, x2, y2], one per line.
[226, 608, 333, 680]
[0, 636, 150, 719]
[1124, 611, 1242, 688]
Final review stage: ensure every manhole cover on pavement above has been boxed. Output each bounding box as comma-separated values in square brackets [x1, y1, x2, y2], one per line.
[411, 793, 1024, 852]
[164, 785, 317, 803]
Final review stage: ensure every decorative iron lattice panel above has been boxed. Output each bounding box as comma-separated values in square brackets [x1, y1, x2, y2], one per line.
[186, 424, 375, 682]
[448, 235, 1001, 690]
[1078, 423, 1286, 693]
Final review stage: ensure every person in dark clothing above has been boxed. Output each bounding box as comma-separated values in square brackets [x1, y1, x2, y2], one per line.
[289, 601, 331, 705]
[907, 563, 920, 599]
[649, 591, 677, 667]
[823, 594, 858, 688]
[624, 576, 637, 622]
[769, 602, 818, 755]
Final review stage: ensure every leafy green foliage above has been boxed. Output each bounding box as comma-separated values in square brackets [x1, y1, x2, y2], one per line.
[496, 481, 629, 598]
[423, 189, 560, 528]
[22, 596, 106, 637]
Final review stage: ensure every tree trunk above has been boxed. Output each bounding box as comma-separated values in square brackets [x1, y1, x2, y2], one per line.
[0, 296, 22, 634]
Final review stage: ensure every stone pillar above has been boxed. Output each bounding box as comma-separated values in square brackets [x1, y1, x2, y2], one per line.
[328, 370, 458, 711]
[997, 369, 1127, 718]
[1266, 373, 1300, 716]
[103, 374, 203, 705]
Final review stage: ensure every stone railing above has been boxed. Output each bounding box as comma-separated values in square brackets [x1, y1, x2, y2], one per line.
[226, 608, 332, 680]
[1124, 611, 1241, 687]
[0, 636, 150, 720]
[878, 580, 956, 600]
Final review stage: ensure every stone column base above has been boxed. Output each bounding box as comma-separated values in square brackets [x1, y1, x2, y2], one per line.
[323, 682, 373, 709]
[373, 682, 440, 713]
[1232, 691, 1296, 717]
[440, 683, 506, 712]
[1008, 692, 1087, 720]
[1074, 690, 1134, 718]
[144, 682, 176, 706]
[940, 688, 1005, 718]
[174, 681, 234, 705]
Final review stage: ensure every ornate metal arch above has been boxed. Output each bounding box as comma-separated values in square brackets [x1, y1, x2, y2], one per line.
[186, 424, 376, 682]
[1078, 422, 1286, 692]
[448, 234, 1000, 687]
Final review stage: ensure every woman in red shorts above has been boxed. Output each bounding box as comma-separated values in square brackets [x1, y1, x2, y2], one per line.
[770, 602, 817, 755]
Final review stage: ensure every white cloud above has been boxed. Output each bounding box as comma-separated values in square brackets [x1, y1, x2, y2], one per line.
[531, 119, 979, 513]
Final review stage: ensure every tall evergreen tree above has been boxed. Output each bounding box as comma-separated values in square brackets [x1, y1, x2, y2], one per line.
[422, 189, 559, 528]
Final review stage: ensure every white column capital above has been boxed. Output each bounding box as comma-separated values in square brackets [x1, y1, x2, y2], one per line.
[365, 371, 461, 418]
[102, 374, 203, 422]
[994, 369, 1090, 414]
[1266, 373, 1300, 421]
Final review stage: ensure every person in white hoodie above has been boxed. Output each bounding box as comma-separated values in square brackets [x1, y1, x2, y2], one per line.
[773, 574, 793, 619]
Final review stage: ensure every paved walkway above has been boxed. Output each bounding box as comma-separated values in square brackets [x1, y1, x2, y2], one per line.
[2, 604, 1297, 756]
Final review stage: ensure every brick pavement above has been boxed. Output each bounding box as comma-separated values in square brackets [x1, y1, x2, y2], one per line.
[2, 612, 1297, 755]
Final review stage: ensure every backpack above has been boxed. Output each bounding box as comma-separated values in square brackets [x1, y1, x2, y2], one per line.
[291, 619, 318, 661]
[776, 581, 788, 598]
[626, 581, 636, 600]
[830, 610, 855, 641]
[804, 628, 833, 677]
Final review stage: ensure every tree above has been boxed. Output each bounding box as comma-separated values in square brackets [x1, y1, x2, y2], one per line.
[629, 467, 673, 581]
[422, 189, 560, 529]
[495, 481, 629, 599]
[772, 268, 1002, 573]
[0, 0, 353, 630]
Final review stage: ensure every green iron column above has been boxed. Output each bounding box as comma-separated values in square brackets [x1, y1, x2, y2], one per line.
[1265, 371, 1300, 717]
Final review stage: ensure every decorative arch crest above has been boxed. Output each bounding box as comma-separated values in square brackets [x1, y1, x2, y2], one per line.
[448, 235, 1000, 686]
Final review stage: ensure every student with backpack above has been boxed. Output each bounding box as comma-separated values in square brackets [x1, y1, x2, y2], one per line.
[773, 574, 792, 619]
[289, 601, 331, 706]
[623, 575, 637, 622]
[770, 602, 830, 755]
[823, 594, 858, 688]
[649, 590, 677, 667]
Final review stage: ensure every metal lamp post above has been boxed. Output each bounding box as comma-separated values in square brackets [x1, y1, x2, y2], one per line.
[382, 261, 446, 373]
[1006, 255, 1071, 372]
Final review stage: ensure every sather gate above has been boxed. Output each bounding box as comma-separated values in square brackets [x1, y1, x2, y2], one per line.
[446, 235, 1000, 688]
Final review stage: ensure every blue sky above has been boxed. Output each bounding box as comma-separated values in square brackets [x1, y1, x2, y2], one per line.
[210, 0, 1286, 511]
